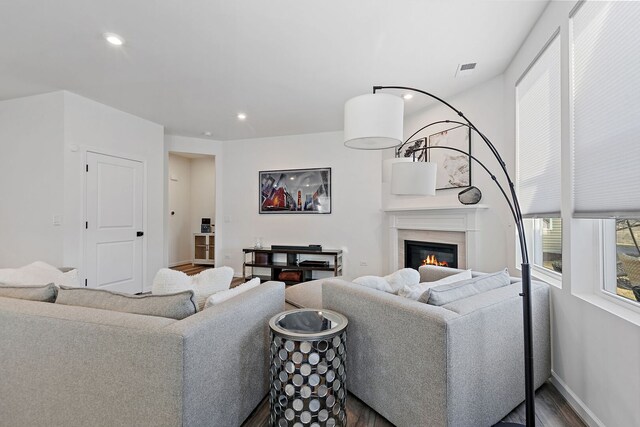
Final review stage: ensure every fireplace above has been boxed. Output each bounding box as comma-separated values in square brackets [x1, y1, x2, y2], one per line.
[404, 240, 458, 271]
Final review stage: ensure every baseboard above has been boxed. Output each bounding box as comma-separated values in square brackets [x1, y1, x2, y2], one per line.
[550, 371, 605, 427]
[168, 260, 192, 268]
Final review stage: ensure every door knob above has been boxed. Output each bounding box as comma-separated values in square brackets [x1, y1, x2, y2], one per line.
[137, 231, 144, 237]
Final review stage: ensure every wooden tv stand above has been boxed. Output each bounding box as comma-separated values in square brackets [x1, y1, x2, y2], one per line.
[242, 247, 343, 285]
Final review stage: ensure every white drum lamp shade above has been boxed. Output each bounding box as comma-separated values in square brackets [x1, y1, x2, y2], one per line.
[344, 93, 404, 149]
[391, 161, 437, 196]
[382, 157, 412, 182]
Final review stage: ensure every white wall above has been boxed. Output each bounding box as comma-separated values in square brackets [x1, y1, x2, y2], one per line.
[504, 2, 640, 426]
[0, 92, 65, 267]
[164, 135, 224, 267]
[168, 153, 192, 265]
[0, 91, 165, 291]
[189, 156, 216, 234]
[219, 131, 383, 278]
[62, 92, 165, 291]
[384, 75, 512, 273]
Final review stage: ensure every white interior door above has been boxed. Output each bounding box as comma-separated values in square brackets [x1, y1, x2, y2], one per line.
[85, 152, 144, 293]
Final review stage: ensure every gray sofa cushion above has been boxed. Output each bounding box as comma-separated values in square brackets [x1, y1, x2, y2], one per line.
[0, 283, 57, 302]
[56, 286, 197, 320]
[420, 269, 510, 306]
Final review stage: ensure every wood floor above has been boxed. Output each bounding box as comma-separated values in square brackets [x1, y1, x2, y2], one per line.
[241, 382, 586, 427]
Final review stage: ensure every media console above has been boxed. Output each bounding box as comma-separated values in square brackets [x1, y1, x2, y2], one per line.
[242, 246, 343, 285]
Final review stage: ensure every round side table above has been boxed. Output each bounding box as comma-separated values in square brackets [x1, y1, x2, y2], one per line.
[268, 309, 348, 427]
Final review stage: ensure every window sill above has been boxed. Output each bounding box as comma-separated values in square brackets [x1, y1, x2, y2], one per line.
[517, 264, 563, 289]
[531, 265, 562, 288]
[573, 290, 640, 327]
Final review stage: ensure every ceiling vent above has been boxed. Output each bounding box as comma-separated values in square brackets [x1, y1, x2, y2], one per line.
[455, 63, 477, 77]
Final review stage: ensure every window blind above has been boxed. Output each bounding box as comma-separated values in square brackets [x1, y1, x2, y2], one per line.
[516, 33, 562, 217]
[571, 1, 640, 218]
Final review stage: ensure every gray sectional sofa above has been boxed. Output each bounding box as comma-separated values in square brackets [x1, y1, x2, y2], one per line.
[321, 265, 551, 427]
[0, 281, 285, 427]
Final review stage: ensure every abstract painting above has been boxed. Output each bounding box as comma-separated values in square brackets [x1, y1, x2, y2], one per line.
[428, 125, 471, 190]
[259, 168, 331, 214]
[398, 137, 427, 162]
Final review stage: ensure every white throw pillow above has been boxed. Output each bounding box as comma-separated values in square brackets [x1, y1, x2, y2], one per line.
[383, 268, 420, 293]
[152, 268, 193, 295]
[0, 261, 65, 287]
[204, 278, 260, 308]
[191, 266, 234, 310]
[352, 276, 394, 293]
[398, 269, 473, 300]
[61, 269, 80, 287]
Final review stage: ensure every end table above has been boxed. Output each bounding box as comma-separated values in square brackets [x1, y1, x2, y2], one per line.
[268, 309, 348, 427]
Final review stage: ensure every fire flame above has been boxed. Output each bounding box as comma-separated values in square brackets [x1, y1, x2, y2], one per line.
[422, 254, 448, 267]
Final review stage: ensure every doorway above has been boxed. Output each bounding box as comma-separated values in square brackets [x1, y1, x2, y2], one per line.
[168, 152, 216, 268]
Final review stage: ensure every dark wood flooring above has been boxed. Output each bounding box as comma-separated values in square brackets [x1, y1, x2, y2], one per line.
[241, 382, 586, 427]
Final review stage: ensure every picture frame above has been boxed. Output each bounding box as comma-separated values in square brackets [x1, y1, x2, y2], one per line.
[259, 167, 331, 214]
[398, 137, 427, 162]
[427, 125, 472, 190]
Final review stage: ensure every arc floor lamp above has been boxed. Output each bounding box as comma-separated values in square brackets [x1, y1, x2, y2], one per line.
[343, 86, 535, 427]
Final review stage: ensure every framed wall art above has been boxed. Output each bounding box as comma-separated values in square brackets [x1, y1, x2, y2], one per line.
[428, 125, 471, 190]
[259, 168, 331, 214]
[398, 137, 427, 161]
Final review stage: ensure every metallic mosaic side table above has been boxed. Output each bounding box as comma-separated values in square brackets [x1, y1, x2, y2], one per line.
[268, 309, 348, 427]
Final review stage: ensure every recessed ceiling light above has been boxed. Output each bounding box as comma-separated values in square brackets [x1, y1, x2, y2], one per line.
[402, 94, 413, 100]
[203, 131, 212, 137]
[104, 33, 124, 46]
[237, 113, 247, 120]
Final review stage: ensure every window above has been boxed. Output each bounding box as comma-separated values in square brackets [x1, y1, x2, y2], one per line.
[516, 31, 562, 279]
[571, 1, 640, 308]
[525, 218, 563, 276]
[603, 220, 640, 305]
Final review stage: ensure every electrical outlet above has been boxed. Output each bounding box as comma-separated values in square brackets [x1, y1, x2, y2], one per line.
[360, 261, 368, 267]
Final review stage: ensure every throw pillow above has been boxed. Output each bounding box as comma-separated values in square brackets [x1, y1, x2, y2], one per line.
[204, 278, 260, 308]
[60, 269, 80, 287]
[0, 283, 58, 302]
[191, 266, 234, 310]
[0, 261, 69, 287]
[420, 268, 511, 306]
[398, 269, 472, 300]
[152, 268, 193, 295]
[56, 286, 197, 320]
[352, 276, 394, 293]
[383, 268, 420, 293]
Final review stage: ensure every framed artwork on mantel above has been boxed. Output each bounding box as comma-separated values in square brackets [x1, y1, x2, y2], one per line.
[428, 125, 472, 190]
[259, 167, 331, 214]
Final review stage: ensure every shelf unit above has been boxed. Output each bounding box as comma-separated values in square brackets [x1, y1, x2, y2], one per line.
[194, 233, 215, 265]
[242, 247, 342, 285]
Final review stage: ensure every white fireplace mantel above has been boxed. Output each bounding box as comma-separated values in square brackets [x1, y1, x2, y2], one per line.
[385, 205, 488, 273]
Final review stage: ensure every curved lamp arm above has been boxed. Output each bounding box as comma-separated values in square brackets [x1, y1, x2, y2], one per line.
[373, 85, 535, 427]
[374, 85, 528, 264]
[405, 145, 518, 224]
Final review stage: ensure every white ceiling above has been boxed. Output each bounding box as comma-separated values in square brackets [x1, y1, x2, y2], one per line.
[0, 0, 548, 141]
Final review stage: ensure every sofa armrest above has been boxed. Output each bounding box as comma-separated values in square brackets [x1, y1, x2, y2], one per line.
[443, 280, 550, 426]
[163, 281, 285, 427]
[322, 279, 459, 427]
